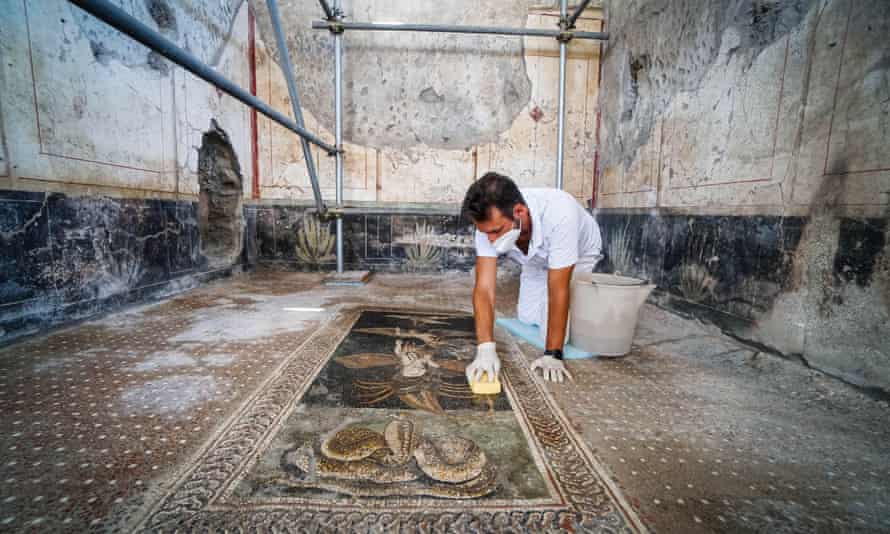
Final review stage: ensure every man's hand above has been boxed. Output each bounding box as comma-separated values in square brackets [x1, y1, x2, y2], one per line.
[530, 355, 573, 383]
[466, 342, 500, 383]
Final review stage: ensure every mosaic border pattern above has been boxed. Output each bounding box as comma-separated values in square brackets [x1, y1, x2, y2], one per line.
[132, 306, 645, 532]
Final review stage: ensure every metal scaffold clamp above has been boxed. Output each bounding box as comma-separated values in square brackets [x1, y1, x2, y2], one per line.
[318, 208, 342, 222]
[327, 20, 345, 34]
[326, 4, 345, 33]
[556, 30, 573, 42]
[556, 18, 573, 42]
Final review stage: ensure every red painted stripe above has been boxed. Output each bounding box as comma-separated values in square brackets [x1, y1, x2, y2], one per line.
[591, 18, 605, 208]
[248, 6, 260, 199]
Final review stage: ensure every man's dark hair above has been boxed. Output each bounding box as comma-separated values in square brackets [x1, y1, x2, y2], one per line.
[461, 172, 526, 223]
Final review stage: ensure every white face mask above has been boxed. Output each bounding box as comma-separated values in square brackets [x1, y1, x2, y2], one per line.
[492, 217, 521, 255]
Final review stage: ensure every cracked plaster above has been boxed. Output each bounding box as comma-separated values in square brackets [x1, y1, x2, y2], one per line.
[252, 0, 533, 151]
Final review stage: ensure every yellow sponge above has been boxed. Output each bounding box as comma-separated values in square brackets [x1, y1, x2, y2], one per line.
[469, 373, 502, 395]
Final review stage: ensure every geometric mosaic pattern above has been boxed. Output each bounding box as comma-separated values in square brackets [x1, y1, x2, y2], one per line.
[131, 307, 646, 532]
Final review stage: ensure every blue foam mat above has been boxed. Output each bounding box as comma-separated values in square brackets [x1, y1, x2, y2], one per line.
[495, 317, 595, 360]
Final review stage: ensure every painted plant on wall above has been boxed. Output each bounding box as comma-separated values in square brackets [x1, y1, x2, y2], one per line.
[294, 213, 335, 266]
[605, 225, 635, 276]
[405, 241, 443, 272]
[403, 222, 443, 272]
[679, 264, 718, 303]
[675, 221, 720, 303]
[393, 220, 477, 272]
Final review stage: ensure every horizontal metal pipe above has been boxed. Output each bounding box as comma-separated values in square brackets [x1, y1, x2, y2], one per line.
[567, 0, 593, 28]
[312, 20, 608, 40]
[69, 0, 338, 155]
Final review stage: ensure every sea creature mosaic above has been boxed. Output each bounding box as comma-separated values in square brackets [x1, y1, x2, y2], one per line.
[131, 307, 643, 532]
[303, 311, 510, 413]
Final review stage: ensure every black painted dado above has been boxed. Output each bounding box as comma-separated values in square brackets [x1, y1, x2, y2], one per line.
[0, 191, 53, 306]
[0, 191, 57, 339]
[242, 206, 258, 269]
[594, 211, 811, 321]
[0, 189, 240, 344]
[251, 205, 477, 273]
[594, 209, 889, 330]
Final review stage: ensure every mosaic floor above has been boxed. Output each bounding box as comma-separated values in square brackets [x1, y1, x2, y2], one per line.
[0, 269, 888, 532]
[137, 307, 640, 531]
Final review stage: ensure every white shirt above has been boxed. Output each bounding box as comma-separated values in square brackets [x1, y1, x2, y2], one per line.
[473, 188, 602, 270]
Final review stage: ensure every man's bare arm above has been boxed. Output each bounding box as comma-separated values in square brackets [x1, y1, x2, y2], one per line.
[546, 265, 574, 350]
[473, 257, 498, 344]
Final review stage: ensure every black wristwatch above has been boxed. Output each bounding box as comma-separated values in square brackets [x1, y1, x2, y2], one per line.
[544, 349, 564, 361]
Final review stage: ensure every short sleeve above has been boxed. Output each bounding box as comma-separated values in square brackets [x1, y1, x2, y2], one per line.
[546, 204, 580, 270]
[474, 230, 498, 258]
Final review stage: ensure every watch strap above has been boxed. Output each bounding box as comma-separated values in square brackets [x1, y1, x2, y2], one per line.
[544, 349, 564, 361]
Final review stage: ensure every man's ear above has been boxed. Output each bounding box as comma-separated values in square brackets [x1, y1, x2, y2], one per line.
[513, 203, 525, 219]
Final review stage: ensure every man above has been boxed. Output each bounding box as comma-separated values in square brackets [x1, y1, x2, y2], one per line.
[462, 172, 602, 383]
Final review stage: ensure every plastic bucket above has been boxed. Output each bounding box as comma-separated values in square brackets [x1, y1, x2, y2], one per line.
[569, 273, 655, 356]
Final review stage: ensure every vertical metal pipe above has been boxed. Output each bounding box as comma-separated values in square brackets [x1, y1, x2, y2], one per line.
[334, 0, 344, 273]
[266, 0, 325, 214]
[555, 0, 568, 190]
[556, 43, 567, 190]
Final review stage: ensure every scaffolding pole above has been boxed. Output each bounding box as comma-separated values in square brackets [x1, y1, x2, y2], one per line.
[67, 0, 337, 157]
[567, 0, 594, 29]
[317, 0, 335, 20]
[555, 0, 569, 190]
[332, 1, 345, 273]
[266, 0, 326, 214]
[311, 20, 608, 41]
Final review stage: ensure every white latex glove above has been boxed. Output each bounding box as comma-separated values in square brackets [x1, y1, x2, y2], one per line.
[530, 355, 574, 383]
[465, 342, 501, 383]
